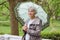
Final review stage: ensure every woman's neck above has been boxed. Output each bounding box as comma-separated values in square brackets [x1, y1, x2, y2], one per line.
[30, 16, 35, 20]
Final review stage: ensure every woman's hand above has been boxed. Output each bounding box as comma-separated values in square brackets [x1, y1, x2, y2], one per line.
[22, 25, 28, 32]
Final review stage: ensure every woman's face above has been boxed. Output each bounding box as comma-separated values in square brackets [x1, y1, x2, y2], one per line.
[28, 8, 36, 18]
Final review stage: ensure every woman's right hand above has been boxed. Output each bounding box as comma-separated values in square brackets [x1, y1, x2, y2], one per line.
[22, 25, 28, 32]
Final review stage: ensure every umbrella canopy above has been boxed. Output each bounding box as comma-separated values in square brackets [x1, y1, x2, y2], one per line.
[15, 2, 48, 26]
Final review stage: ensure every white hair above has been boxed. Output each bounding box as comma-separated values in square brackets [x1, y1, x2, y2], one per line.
[28, 6, 37, 14]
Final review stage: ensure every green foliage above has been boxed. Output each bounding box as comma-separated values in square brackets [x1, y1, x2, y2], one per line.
[48, 0, 60, 16]
[0, 0, 9, 17]
[41, 26, 60, 38]
[0, 0, 10, 34]
[41, 20, 60, 38]
[0, 0, 60, 39]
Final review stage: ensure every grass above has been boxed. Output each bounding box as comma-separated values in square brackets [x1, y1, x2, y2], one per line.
[0, 26, 11, 34]
[0, 20, 24, 36]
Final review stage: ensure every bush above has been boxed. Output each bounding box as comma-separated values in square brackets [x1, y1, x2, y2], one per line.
[41, 26, 60, 39]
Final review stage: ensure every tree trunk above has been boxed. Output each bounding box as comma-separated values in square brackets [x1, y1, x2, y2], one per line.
[8, 0, 19, 35]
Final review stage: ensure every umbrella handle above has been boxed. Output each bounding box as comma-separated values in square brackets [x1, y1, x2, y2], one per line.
[22, 30, 27, 40]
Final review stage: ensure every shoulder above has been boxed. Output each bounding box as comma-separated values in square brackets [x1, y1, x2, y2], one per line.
[35, 17, 42, 24]
[36, 17, 42, 22]
[25, 19, 30, 24]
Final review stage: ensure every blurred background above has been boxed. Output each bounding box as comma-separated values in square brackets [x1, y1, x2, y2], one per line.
[0, 0, 60, 40]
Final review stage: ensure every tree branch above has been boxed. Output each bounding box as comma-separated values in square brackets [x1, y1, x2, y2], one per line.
[0, 1, 7, 5]
[0, 1, 9, 10]
[4, 4, 9, 10]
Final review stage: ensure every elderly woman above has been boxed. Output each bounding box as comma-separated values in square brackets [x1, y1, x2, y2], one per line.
[22, 7, 42, 40]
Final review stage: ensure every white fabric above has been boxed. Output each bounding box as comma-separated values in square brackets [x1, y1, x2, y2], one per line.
[25, 19, 35, 40]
